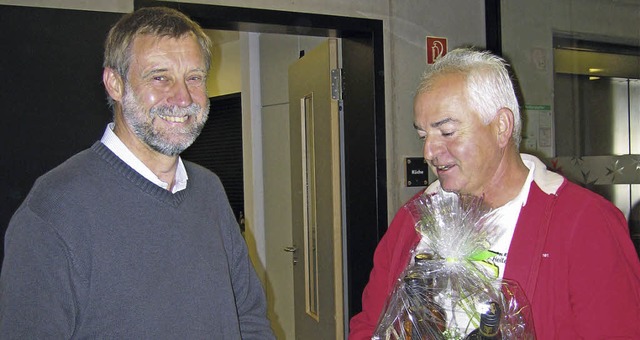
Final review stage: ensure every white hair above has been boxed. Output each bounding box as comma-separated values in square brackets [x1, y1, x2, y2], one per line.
[416, 48, 522, 147]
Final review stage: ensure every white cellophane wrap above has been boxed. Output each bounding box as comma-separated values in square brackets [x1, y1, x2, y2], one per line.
[372, 189, 535, 339]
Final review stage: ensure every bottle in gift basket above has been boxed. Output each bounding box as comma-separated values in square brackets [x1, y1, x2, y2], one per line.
[413, 253, 447, 334]
[401, 273, 445, 340]
[399, 253, 447, 339]
[464, 301, 502, 339]
[413, 253, 445, 291]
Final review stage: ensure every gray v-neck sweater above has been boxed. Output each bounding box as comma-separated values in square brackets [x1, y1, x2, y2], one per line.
[0, 142, 274, 339]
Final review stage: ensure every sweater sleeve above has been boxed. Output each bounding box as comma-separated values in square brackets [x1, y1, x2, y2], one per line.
[348, 206, 420, 340]
[563, 195, 640, 339]
[222, 206, 275, 340]
[0, 204, 76, 338]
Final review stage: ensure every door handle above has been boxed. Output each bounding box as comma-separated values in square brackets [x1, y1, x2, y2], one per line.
[283, 246, 298, 253]
[284, 246, 298, 265]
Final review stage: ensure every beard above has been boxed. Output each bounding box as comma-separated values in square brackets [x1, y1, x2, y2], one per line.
[121, 84, 209, 156]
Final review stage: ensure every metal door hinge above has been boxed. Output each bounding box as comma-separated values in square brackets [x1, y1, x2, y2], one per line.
[331, 68, 343, 101]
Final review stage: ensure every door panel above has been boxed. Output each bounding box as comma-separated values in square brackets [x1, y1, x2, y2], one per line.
[288, 38, 344, 339]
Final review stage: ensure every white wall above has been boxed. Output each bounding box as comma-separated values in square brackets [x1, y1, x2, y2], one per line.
[387, 0, 487, 206]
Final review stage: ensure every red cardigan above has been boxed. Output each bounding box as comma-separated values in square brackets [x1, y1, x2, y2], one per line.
[349, 179, 640, 339]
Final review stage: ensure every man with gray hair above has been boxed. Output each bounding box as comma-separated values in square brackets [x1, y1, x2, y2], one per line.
[0, 7, 274, 339]
[350, 48, 640, 339]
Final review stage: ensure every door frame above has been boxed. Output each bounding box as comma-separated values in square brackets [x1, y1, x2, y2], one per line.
[135, 0, 388, 325]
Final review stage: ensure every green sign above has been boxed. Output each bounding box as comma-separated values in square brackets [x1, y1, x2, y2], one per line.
[524, 104, 551, 111]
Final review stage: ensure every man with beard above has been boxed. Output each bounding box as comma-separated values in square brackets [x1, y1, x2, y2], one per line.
[0, 7, 274, 339]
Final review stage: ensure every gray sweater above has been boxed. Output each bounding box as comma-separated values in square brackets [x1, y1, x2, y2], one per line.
[0, 142, 274, 339]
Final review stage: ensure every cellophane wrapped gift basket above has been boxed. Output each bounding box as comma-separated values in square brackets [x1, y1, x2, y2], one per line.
[372, 189, 536, 340]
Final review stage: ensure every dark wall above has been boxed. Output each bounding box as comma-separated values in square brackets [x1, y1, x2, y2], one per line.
[181, 93, 245, 229]
[0, 6, 121, 266]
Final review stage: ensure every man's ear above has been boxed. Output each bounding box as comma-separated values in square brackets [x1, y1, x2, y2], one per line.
[103, 67, 124, 102]
[496, 108, 514, 147]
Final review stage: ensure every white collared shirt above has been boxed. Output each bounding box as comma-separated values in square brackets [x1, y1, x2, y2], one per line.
[484, 158, 535, 277]
[418, 157, 536, 279]
[100, 123, 188, 193]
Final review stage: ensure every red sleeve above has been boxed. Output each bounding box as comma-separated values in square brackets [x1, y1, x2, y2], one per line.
[563, 196, 640, 339]
[348, 205, 421, 340]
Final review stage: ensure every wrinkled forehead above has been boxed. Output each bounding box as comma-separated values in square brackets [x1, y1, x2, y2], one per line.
[129, 33, 206, 62]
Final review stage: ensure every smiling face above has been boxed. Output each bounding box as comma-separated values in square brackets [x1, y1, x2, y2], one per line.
[413, 73, 504, 197]
[106, 33, 210, 157]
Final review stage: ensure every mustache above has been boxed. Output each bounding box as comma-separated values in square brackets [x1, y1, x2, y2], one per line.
[150, 103, 203, 118]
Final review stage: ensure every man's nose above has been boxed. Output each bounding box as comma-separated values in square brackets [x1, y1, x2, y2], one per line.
[167, 80, 194, 108]
[423, 136, 442, 162]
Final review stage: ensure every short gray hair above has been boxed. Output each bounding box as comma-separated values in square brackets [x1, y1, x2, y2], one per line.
[416, 48, 522, 146]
